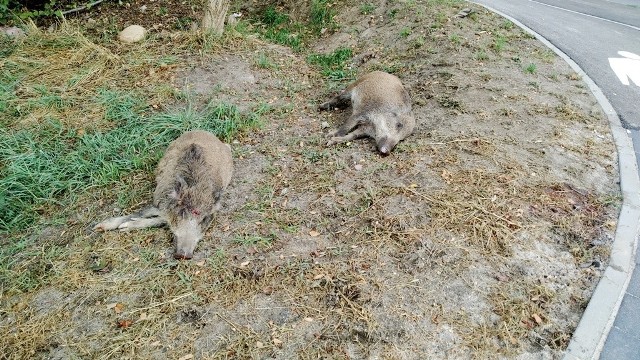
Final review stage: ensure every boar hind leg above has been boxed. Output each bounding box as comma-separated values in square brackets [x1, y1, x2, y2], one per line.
[117, 206, 165, 231]
[117, 216, 167, 231]
[93, 206, 164, 232]
[94, 215, 133, 232]
[319, 92, 351, 111]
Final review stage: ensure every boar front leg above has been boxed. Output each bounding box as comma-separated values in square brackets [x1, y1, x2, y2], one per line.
[327, 113, 368, 138]
[327, 124, 371, 146]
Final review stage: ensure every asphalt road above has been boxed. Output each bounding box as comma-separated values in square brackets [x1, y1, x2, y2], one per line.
[473, 0, 640, 128]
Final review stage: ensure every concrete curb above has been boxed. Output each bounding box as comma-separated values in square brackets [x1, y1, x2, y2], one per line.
[472, 3, 640, 360]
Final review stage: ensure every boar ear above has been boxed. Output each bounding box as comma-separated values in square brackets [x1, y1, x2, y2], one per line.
[200, 214, 213, 228]
[170, 175, 188, 200]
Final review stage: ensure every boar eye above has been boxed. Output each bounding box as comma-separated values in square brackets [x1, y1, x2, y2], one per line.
[396, 122, 404, 129]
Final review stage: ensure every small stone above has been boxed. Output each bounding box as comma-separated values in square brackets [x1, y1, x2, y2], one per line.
[1, 26, 25, 38]
[321, 121, 330, 129]
[456, 8, 474, 18]
[354, 164, 363, 171]
[118, 25, 146, 43]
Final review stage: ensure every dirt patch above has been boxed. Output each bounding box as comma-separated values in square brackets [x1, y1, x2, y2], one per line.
[177, 56, 257, 95]
[0, 0, 621, 359]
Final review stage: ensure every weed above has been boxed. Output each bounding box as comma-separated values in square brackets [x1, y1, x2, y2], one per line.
[437, 94, 462, 109]
[261, 6, 289, 26]
[310, 0, 337, 33]
[413, 35, 426, 48]
[174, 16, 195, 31]
[501, 20, 514, 29]
[400, 27, 412, 38]
[535, 49, 555, 63]
[493, 34, 507, 52]
[307, 47, 354, 80]
[449, 33, 461, 45]
[433, 12, 448, 27]
[259, 6, 303, 50]
[302, 149, 329, 164]
[233, 234, 275, 247]
[264, 26, 302, 50]
[256, 52, 277, 69]
[360, 3, 376, 15]
[525, 63, 537, 74]
[474, 50, 489, 61]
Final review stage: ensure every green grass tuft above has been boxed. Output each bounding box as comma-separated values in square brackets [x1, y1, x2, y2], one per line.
[307, 47, 354, 80]
[525, 63, 537, 74]
[310, 0, 337, 32]
[360, 3, 376, 15]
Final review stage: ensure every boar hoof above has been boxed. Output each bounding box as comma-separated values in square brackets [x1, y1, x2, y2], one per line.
[326, 138, 338, 146]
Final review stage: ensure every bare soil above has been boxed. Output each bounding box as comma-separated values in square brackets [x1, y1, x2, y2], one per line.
[1, 0, 621, 359]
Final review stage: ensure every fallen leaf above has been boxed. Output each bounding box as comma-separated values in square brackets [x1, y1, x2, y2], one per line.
[532, 313, 543, 324]
[195, 260, 205, 267]
[309, 230, 320, 237]
[240, 261, 250, 267]
[263, 286, 273, 295]
[139, 312, 148, 321]
[150, 341, 161, 347]
[114, 303, 125, 314]
[304, 317, 314, 322]
[272, 338, 283, 347]
[178, 355, 194, 360]
[313, 274, 324, 280]
[256, 341, 264, 348]
[117, 319, 133, 328]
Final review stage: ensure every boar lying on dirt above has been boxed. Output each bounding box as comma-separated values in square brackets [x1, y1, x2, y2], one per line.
[94, 130, 233, 260]
[319, 71, 416, 155]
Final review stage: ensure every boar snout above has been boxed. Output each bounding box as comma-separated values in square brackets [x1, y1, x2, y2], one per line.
[377, 136, 395, 155]
[172, 219, 201, 261]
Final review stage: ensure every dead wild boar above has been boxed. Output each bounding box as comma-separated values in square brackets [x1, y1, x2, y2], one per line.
[94, 130, 233, 260]
[319, 71, 415, 155]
